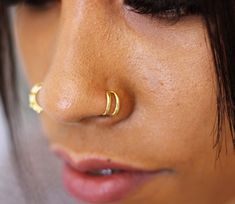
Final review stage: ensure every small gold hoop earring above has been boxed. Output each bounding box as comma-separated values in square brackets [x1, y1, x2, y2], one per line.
[29, 83, 43, 114]
[102, 91, 120, 116]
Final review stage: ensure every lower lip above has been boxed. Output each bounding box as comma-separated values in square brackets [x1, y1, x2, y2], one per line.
[63, 163, 155, 203]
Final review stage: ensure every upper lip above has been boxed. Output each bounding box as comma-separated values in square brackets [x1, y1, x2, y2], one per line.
[65, 158, 148, 173]
[51, 145, 161, 173]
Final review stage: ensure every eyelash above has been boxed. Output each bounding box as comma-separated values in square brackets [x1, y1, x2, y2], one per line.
[6, 0, 201, 22]
[124, 0, 202, 22]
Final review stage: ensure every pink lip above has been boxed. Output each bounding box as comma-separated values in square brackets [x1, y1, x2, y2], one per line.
[52, 147, 174, 204]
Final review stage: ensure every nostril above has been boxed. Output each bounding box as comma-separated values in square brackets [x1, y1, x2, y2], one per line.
[36, 81, 135, 126]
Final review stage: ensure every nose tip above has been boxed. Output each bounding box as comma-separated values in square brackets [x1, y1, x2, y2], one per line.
[37, 82, 135, 126]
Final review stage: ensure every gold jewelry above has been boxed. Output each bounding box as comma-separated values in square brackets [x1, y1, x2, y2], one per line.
[102, 91, 120, 116]
[29, 83, 43, 114]
[29, 84, 120, 116]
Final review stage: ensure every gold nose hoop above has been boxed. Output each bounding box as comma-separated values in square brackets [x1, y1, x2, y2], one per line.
[29, 83, 120, 116]
[29, 83, 43, 114]
[102, 91, 120, 116]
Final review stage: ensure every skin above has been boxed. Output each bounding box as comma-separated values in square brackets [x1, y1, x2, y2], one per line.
[12, 1, 235, 203]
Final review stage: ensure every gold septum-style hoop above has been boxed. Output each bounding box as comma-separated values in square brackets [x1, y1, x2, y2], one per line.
[29, 83, 43, 114]
[29, 83, 120, 116]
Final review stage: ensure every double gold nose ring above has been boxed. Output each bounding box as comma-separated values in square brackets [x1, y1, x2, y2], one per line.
[28, 83, 120, 116]
[102, 91, 120, 116]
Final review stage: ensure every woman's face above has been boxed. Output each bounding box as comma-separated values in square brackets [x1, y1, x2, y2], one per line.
[13, 1, 235, 204]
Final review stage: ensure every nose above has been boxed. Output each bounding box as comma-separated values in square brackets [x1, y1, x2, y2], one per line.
[38, 1, 135, 125]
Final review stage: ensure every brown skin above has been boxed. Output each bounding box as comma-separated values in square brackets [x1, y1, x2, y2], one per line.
[12, 1, 235, 203]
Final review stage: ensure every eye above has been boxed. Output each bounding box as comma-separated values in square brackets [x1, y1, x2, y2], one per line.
[124, 0, 202, 23]
[23, 0, 58, 9]
[5, 0, 58, 9]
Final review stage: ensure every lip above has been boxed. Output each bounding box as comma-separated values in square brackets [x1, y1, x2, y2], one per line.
[52, 146, 173, 203]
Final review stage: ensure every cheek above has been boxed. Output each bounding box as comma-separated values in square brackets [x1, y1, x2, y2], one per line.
[14, 6, 59, 85]
[132, 35, 217, 166]
[149, 63, 216, 162]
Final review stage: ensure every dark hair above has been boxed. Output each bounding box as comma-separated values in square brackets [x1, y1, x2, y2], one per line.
[1, 0, 235, 202]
